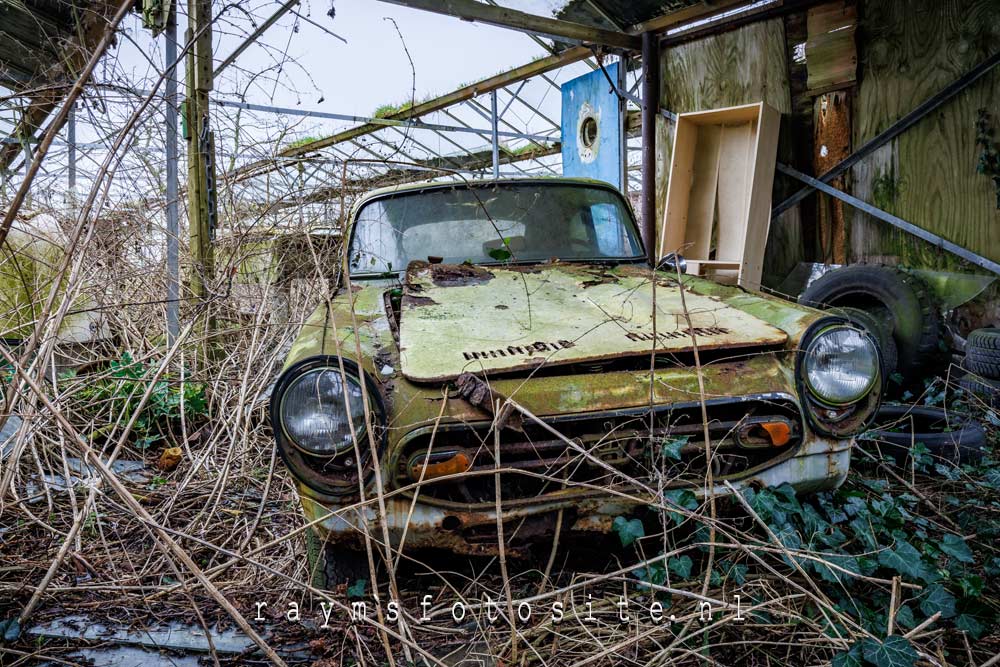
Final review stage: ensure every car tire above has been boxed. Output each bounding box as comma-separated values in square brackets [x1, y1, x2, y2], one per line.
[964, 328, 1000, 379]
[799, 266, 940, 383]
[959, 374, 1000, 409]
[304, 527, 370, 590]
[859, 403, 986, 465]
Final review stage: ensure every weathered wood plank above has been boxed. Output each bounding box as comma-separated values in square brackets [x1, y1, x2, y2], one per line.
[851, 0, 1000, 268]
[805, 1, 857, 93]
[814, 90, 851, 264]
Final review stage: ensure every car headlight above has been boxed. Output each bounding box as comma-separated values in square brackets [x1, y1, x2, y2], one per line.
[279, 366, 368, 456]
[803, 326, 879, 405]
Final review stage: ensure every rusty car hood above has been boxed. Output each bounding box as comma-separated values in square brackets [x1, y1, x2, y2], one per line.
[398, 261, 788, 383]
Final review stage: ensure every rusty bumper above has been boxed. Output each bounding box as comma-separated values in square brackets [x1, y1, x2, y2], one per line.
[299, 433, 850, 557]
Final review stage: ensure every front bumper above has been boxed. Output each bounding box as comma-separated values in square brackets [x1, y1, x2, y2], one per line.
[299, 431, 850, 557]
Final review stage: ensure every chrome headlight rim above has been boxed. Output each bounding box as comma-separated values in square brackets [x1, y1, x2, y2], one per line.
[796, 317, 883, 438]
[279, 366, 368, 457]
[803, 324, 880, 406]
[270, 355, 386, 497]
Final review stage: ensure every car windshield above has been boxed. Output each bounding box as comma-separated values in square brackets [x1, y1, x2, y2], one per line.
[348, 182, 644, 276]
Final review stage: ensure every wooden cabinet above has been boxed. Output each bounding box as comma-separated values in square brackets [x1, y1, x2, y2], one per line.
[660, 102, 781, 289]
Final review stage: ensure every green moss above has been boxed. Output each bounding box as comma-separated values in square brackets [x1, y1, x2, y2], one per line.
[501, 142, 550, 157]
[871, 165, 903, 212]
[373, 101, 411, 118]
[284, 135, 322, 150]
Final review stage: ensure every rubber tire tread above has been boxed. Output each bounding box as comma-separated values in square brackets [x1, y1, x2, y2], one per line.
[959, 374, 1000, 409]
[860, 404, 986, 465]
[304, 526, 369, 591]
[965, 329, 1000, 379]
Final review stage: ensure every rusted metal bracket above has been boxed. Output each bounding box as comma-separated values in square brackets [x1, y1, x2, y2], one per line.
[454, 372, 524, 432]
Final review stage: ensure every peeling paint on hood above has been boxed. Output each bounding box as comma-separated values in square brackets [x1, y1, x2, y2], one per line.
[398, 261, 787, 382]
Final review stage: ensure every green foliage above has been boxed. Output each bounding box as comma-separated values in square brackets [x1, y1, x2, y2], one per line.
[975, 108, 1000, 209]
[661, 435, 689, 461]
[347, 578, 367, 599]
[860, 636, 919, 667]
[939, 534, 974, 563]
[70, 353, 208, 450]
[662, 488, 698, 525]
[487, 238, 514, 262]
[668, 555, 693, 579]
[714, 479, 992, 646]
[612, 516, 644, 547]
[284, 135, 322, 150]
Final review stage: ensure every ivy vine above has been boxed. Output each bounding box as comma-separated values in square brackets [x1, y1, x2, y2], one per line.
[975, 108, 1000, 210]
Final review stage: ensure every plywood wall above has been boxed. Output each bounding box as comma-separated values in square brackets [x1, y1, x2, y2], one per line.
[655, 19, 800, 288]
[851, 0, 1000, 268]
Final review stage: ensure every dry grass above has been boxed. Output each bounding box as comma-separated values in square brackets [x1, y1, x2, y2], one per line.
[0, 183, 997, 667]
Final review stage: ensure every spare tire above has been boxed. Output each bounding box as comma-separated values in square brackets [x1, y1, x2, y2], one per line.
[959, 374, 1000, 409]
[859, 403, 986, 465]
[965, 328, 1000, 379]
[799, 266, 940, 383]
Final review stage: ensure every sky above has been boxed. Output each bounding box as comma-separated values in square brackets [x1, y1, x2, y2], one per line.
[107, 0, 580, 122]
[216, 0, 553, 116]
[3, 0, 593, 201]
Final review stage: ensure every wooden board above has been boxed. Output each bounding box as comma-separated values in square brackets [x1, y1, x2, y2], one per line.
[805, 1, 857, 94]
[851, 0, 1000, 269]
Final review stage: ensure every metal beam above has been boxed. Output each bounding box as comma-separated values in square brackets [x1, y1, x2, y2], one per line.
[231, 45, 590, 180]
[640, 31, 659, 264]
[490, 90, 500, 178]
[777, 163, 1000, 276]
[376, 0, 641, 50]
[211, 97, 551, 142]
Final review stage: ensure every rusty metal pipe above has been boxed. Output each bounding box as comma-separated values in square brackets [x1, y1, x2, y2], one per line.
[641, 31, 659, 264]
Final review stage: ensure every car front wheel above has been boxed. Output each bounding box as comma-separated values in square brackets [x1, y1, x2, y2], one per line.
[304, 526, 370, 591]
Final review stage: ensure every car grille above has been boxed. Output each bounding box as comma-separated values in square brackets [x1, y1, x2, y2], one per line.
[392, 395, 803, 506]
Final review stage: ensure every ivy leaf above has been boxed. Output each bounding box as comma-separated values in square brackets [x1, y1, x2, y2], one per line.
[612, 516, 645, 547]
[487, 247, 512, 261]
[958, 575, 984, 597]
[895, 604, 916, 629]
[955, 614, 985, 638]
[939, 534, 974, 564]
[663, 489, 698, 525]
[0, 617, 21, 642]
[860, 636, 919, 667]
[728, 562, 748, 586]
[668, 555, 693, 579]
[878, 541, 934, 582]
[633, 563, 666, 589]
[347, 578, 367, 599]
[661, 435, 689, 461]
[919, 583, 956, 619]
[831, 644, 864, 667]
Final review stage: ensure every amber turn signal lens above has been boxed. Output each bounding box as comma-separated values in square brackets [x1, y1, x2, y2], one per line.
[410, 452, 472, 480]
[760, 421, 792, 447]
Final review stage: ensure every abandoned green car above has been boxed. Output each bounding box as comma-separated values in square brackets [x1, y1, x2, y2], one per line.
[270, 178, 883, 584]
